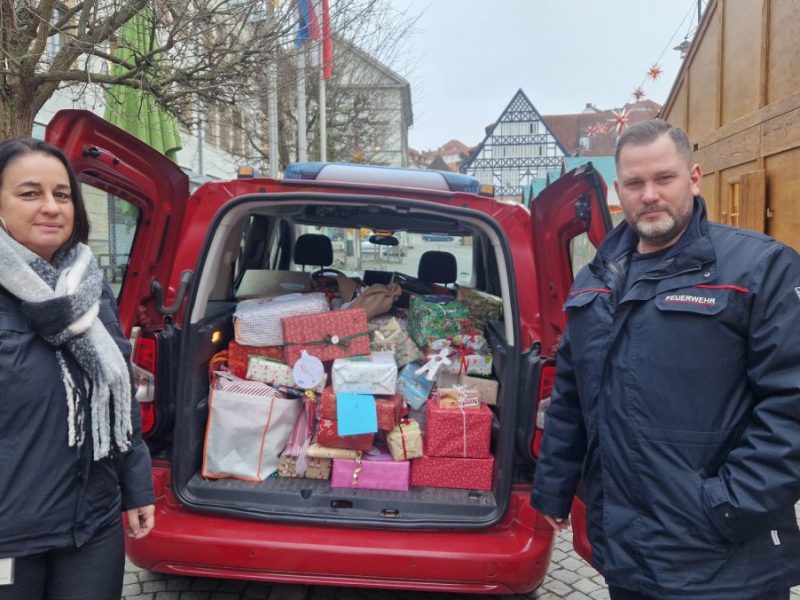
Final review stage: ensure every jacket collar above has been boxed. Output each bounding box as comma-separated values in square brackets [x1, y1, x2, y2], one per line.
[593, 196, 716, 277]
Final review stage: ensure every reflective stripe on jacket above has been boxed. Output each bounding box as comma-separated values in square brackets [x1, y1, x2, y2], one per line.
[532, 198, 800, 599]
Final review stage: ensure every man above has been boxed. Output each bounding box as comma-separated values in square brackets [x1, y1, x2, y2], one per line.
[531, 119, 800, 600]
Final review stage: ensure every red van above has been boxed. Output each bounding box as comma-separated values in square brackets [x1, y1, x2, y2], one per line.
[46, 110, 610, 595]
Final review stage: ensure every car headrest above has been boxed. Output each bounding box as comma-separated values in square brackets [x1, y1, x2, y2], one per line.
[293, 233, 333, 267]
[418, 250, 457, 284]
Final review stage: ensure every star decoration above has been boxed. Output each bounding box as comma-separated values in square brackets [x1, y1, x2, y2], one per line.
[596, 122, 608, 135]
[648, 64, 663, 80]
[586, 124, 598, 137]
[632, 87, 645, 101]
[608, 109, 630, 134]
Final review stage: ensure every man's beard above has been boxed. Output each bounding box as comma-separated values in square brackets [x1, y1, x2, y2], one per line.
[632, 203, 692, 248]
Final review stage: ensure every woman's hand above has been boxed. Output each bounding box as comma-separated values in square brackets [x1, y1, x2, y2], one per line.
[125, 505, 155, 539]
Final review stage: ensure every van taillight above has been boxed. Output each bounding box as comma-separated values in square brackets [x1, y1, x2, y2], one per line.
[132, 332, 157, 436]
[532, 361, 556, 457]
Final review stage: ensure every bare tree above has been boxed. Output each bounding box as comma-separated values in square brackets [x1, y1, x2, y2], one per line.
[0, 0, 412, 144]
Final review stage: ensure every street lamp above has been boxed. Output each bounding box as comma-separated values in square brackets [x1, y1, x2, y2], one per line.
[674, 38, 691, 60]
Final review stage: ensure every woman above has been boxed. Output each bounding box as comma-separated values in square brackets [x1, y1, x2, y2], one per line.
[0, 139, 155, 599]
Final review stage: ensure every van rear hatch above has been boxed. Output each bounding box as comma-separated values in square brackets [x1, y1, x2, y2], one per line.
[169, 187, 526, 529]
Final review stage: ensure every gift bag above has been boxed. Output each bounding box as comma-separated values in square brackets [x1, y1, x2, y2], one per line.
[396, 361, 435, 410]
[202, 374, 302, 481]
[349, 283, 402, 320]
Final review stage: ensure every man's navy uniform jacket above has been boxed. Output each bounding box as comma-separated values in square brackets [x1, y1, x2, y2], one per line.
[532, 198, 800, 599]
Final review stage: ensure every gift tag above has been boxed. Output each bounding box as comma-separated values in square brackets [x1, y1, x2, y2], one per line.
[336, 393, 378, 435]
[292, 350, 325, 390]
[0, 558, 13, 586]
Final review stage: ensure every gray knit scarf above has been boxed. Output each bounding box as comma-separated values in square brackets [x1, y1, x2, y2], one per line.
[0, 229, 132, 460]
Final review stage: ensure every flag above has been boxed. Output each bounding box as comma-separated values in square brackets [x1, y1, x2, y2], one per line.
[295, 0, 321, 47]
[322, 0, 333, 80]
[105, 9, 182, 161]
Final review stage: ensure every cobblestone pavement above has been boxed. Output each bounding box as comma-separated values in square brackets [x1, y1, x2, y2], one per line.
[122, 507, 800, 600]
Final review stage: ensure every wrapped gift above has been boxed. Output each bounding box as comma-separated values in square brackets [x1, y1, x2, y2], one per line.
[311, 276, 341, 303]
[228, 341, 285, 378]
[370, 316, 423, 367]
[408, 295, 470, 348]
[331, 352, 398, 395]
[396, 361, 435, 410]
[234, 292, 329, 347]
[425, 402, 492, 458]
[410, 455, 494, 491]
[444, 350, 493, 377]
[319, 388, 406, 431]
[456, 286, 503, 331]
[376, 394, 408, 431]
[246, 355, 327, 393]
[282, 308, 370, 366]
[386, 419, 423, 461]
[316, 418, 374, 452]
[436, 387, 480, 409]
[426, 339, 493, 377]
[306, 442, 361, 460]
[458, 374, 499, 406]
[331, 446, 410, 491]
[277, 455, 331, 479]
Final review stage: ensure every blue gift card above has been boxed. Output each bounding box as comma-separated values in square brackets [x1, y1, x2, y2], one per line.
[336, 393, 378, 435]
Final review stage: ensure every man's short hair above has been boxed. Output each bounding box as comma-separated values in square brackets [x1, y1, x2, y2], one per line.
[615, 119, 693, 167]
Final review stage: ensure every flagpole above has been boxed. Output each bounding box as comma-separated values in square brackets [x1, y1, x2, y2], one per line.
[319, 40, 327, 162]
[319, 0, 331, 162]
[266, 0, 279, 177]
[297, 46, 307, 162]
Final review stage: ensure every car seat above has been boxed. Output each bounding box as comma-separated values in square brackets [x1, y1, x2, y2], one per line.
[417, 250, 457, 286]
[293, 233, 333, 272]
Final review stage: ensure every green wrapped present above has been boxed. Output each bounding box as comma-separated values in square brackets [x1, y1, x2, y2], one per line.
[456, 286, 503, 331]
[408, 295, 470, 348]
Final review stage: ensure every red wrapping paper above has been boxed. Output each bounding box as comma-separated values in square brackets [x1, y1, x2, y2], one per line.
[424, 402, 492, 458]
[316, 418, 374, 452]
[410, 454, 494, 490]
[228, 340, 285, 378]
[282, 308, 371, 366]
[318, 388, 406, 431]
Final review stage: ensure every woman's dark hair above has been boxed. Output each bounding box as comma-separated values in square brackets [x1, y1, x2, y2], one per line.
[0, 138, 90, 251]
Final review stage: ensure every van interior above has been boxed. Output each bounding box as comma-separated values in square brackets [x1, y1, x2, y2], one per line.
[168, 194, 528, 530]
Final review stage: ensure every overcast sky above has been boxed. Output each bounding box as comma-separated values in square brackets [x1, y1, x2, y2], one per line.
[389, 0, 704, 151]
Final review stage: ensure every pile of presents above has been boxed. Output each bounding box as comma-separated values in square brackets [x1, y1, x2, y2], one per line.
[203, 277, 503, 493]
